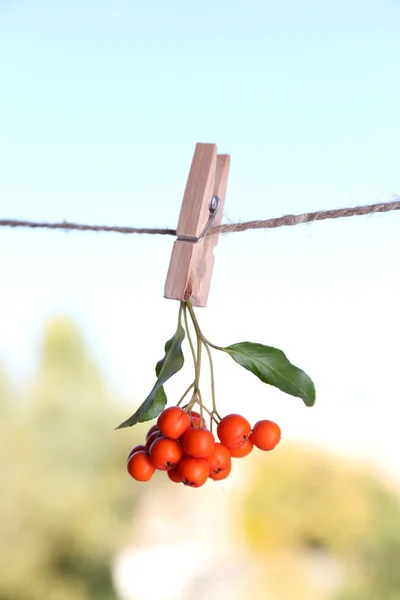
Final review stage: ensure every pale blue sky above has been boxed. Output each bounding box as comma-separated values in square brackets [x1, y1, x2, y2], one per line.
[1, 1, 400, 476]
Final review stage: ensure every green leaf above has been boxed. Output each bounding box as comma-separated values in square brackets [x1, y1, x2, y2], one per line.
[152, 334, 177, 414]
[155, 334, 175, 377]
[224, 342, 315, 407]
[116, 323, 185, 428]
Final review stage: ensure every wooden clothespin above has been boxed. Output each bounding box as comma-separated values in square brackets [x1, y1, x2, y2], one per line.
[164, 143, 230, 307]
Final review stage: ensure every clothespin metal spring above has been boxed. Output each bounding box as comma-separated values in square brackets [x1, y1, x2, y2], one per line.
[177, 196, 220, 244]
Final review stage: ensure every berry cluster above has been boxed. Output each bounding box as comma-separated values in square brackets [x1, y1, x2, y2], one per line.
[127, 406, 281, 487]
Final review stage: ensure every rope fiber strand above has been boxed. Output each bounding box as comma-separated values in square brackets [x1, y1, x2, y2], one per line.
[0, 219, 176, 236]
[1, 198, 399, 238]
[213, 198, 400, 234]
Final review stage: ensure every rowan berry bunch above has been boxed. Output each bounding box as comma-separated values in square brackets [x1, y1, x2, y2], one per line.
[118, 299, 315, 487]
[127, 408, 281, 486]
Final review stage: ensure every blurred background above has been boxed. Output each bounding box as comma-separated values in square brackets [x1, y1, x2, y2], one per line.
[1, 1, 400, 599]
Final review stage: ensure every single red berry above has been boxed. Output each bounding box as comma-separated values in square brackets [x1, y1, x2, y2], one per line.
[190, 415, 208, 429]
[157, 406, 191, 439]
[207, 443, 231, 475]
[127, 451, 155, 482]
[149, 437, 184, 470]
[146, 430, 162, 451]
[217, 414, 251, 449]
[146, 424, 160, 440]
[178, 457, 209, 488]
[250, 420, 281, 451]
[185, 410, 207, 428]
[209, 463, 232, 481]
[229, 438, 253, 458]
[127, 444, 147, 462]
[167, 468, 181, 483]
[182, 427, 215, 458]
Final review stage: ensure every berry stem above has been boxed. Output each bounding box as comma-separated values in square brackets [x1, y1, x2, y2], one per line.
[194, 327, 202, 396]
[197, 388, 205, 428]
[185, 299, 225, 351]
[185, 299, 224, 430]
[202, 340, 222, 425]
[183, 300, 203, 400]
[185, 300, 206, 426]
[182, 302, 197, 371]
[194, 400, 220, 425]
[202, 339, 225, 352]
[185, 298, 202, 339]
[177, 382, 195, 407]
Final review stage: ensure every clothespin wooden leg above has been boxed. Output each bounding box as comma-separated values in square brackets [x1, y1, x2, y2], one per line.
[164, 143, 230, 307]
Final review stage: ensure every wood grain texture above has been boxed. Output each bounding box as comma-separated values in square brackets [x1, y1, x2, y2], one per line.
[164, 143, 230, 307]
[194, 154, 230, 306]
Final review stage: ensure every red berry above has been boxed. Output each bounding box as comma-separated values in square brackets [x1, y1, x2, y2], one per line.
[178, 457, 209, 488]
[146, 424, 160, 440]
[207, 443, 231, 475]
[127, 451, 155, 482]
[209, 463, 232, 481]
[250, 420, 281, 451]
[157, 406, 191, 439]
[149, 437, 184, 470]
[188, 410, 207, 429]
[145, 430, 162, 451]
[217, 414, 251, 449]
[127, 444, 147, 462]
[230, 438, 254, 458]
[190, 415, 208, 429]
[182, 427, 215, 458]
[167, 468, 182, 483]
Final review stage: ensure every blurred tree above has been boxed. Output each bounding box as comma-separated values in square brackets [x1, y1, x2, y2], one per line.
[336, 484, 400, 600]
[240, 444, 400, 600]
[241, 445, 376, 556]
[0, 317, 144, 600]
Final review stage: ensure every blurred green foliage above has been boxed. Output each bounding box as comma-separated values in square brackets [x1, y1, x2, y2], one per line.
[336, 485, 400, 600]
[2, 317, 400, 600]
[0, 318, 143, 600]
[242, 446, 375, 555]
[242, 445, 400, 600]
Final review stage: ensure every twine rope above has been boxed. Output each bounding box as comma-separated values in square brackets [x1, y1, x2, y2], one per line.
[1, 199, 399, 237]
